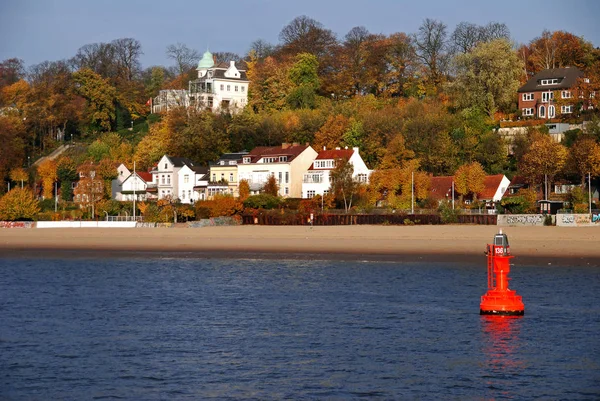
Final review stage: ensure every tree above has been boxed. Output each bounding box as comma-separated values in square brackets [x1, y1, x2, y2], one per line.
[450, 22, 510, 54]
[247, 39, 275, 60]
[278, 15, 337, 59]
[0, 58, 25, 90]
[111, 38, 143, 81]
[166, 43, 200, 77]
[72, 68, 117, 131]
[262, 174, 279, 196]
[329, 158, 360, 212]
[37, 159, 58, 199]
[314, 114, 350, 150]
[0, 187, 40, 221]
[567, 136, 600, 184]
[9, 167, 28, 188]
[413, 18, 449, 89]
[238, 179, 250, 200]
[452, 39, 523, 117]
[454, 161, 486, 201]
[519, 133, 567, 196]
[56, 157, 78, 201]
[287, 53, 320, 109]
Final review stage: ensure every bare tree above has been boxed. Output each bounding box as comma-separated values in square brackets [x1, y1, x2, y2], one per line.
[213, 52, 241, 64]
[344, 26, 370, 95]
[166, 43, 200, 76]
[0, 58, 25, 89]
[70, 42, 118, 78]
[247, 39, 275, 60]
[451, 22, 481, 54]
[414, 18, 449, 86]
[112, 38, 143, 81]
[279, 15, 337, 58]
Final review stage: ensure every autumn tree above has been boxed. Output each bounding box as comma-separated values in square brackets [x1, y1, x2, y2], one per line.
[450, 22, 510, 54]
[567, 136, 600, 184]
[0, 58, 25, 90]
[452, 39, 523, 117]
[314, 114, 350, 150]
[238, 179, 250, 200]
[454, 161, 487, 201]
[0, 114, 27, 180]
[37, 159, 58, 199]
[0, 187, 40, 221]
[56, 157, 78, 201]
[262, 174, 279, 197]
[72, 68, 117, 131]
[278, 15, 337, 59]
[9, 167, 28, 188]
[519, 132, 568, 197]
[329, 158, 362, 212]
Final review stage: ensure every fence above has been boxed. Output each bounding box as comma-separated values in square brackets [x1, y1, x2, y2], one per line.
[242, 213, 497, 226]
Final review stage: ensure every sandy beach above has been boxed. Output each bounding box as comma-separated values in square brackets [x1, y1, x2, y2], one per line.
[1, 225, 599, 267]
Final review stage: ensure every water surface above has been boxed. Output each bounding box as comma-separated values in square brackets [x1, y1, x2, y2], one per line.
[1, 257, 599, 400]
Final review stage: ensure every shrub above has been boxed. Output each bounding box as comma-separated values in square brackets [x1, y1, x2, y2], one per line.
[438, 201, 460, 224]
[194, 194, 242, 218]
[0, 188, 41, 221]
[243, 194, 282, 210]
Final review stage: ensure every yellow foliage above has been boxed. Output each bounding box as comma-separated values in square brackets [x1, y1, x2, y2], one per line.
[37, 159, 58, 199]
[0, 187, 40, 221]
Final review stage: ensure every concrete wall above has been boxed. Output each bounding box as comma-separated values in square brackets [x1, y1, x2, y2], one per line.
[36, 221, 137, 228]
[556, 214, 600, 227]
[497, 214, 549, 226]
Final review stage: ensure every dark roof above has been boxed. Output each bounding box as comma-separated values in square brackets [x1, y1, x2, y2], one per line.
[518, 67, 584, 92]
[191, 166, 209, 174]
[167, 156, 197, 168]
[244, 144, 312, 164]
[209, 152, 249, 166]
[212, 68, 248, 81]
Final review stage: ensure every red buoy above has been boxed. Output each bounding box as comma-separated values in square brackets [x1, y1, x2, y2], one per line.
[480, 230, 525, 316]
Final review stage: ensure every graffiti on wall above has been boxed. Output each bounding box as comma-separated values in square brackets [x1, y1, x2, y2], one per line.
[500, 215, 545, 226]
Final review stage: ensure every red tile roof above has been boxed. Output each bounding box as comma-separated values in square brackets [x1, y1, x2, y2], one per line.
[137, 171, 153, 182]
[478, 174, 506, 200]
[429, 176, 454, 201]
[245, 144, 311, 163]
[308, 149, 354, 170]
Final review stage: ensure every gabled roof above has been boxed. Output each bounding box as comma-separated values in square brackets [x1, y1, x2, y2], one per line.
[209, 151, 249, 166]
[518, 67, 584, 92]
[478, 174, 506, 200]
[243, 144, 311, 164]
[167, 156, 197, 168]
[137, 171, 153, 182]
[308, 149, 354, 170]
[191, 166, 209, 175]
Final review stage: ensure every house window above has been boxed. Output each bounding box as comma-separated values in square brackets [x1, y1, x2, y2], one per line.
[230, 173, 234, 182]
[212, 173, 216, 181]
[243, 157, 251, 164]
[307, 190, 315, 198]
[208, 97, 213, 107]
[561, 105, 573, 114]
[357, 173, 368, 182]
[221, 173, 225, 181]
[539, 105, 546, 118]
[161, 175, 165, 184]
[285, 172, 289, 183]
[541, 92, 553, 103]
[227, 85, 230, 91]
[279, 156, 288, 162]
[220, 84, 224, 91]
[235, 86, 238, 92]
[241, 86, 245, 92]
[522, 108, 534, 116]
[561, 90, 572, 99]
[278, 172, 282, 183]
[285, 187, 289, 195]
[522, 93, 534, 101]
[182, 191, 186, 199]
[188, 190, 192, 199]
[184, 174, 189, 184]
[548, 105, 556, 118]
[540, 78, 559, 85]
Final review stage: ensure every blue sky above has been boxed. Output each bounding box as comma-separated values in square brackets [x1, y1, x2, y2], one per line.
[1, 0, 599, 69]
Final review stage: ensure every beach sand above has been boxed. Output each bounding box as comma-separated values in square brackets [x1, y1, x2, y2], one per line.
[1, 225, 599, 267]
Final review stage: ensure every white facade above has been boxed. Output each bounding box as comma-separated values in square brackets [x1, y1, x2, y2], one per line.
[491, 175, 511, 202]
[120, 172, 150, 201]
[302, 147, 372, 198]
[151, 51, 249, 114]
[112, 163, 131, 200]
[237, 144, 318, 198]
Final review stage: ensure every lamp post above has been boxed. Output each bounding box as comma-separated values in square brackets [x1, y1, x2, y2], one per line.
[133, 161, 136, 222]
[411, 171, 414, 214]
[588, 172, 592, 216]
[90, 170, 96, 220]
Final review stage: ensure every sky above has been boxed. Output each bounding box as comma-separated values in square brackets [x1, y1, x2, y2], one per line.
[1, 0, 599, 70]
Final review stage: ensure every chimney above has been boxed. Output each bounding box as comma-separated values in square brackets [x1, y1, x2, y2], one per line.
[282, 142, 290, 149]
[292, 142, 299, 146]
[230, 60, 235, 68]
[323, 146, 326, 151]
[335, 147, 340, 150]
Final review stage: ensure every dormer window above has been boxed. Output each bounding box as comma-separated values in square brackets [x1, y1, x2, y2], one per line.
[243, 157, 251, 164]
[164, 163, 167, 169]
[219, 161, 225, 165]
[540, 78, 559, 85]
[279, 156, 288, 162]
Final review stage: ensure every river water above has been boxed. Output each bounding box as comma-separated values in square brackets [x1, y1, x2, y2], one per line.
[1, 257, 599, 400]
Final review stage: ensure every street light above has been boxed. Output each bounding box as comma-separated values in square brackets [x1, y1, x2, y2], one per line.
[90, 170, 96, 220]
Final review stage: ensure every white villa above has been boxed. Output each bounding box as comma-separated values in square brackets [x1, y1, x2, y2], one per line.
[151, 50, 249, 114]
[302, 147, 371, 198]
[112, 164, 155, 202]
[150, 155, 208, 204]
[237, 143, 318, 198]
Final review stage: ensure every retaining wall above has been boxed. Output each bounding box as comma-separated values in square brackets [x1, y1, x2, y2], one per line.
[497, 214, 549, 227]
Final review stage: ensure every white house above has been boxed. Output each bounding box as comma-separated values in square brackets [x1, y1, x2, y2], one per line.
[112, 163, 131, 200]
[302, 147, 371, 198]
[120, 171, 153, 201]
[151, 50, 249, 114]
[237, 143, 318, 198]
[177, 164, 209, 204]
[151, 155, 198, 201]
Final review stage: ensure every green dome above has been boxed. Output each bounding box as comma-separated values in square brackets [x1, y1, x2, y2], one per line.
[197, 50, 214, 69]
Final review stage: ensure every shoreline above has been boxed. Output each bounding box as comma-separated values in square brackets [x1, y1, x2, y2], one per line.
[1, 225, 600, 267]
